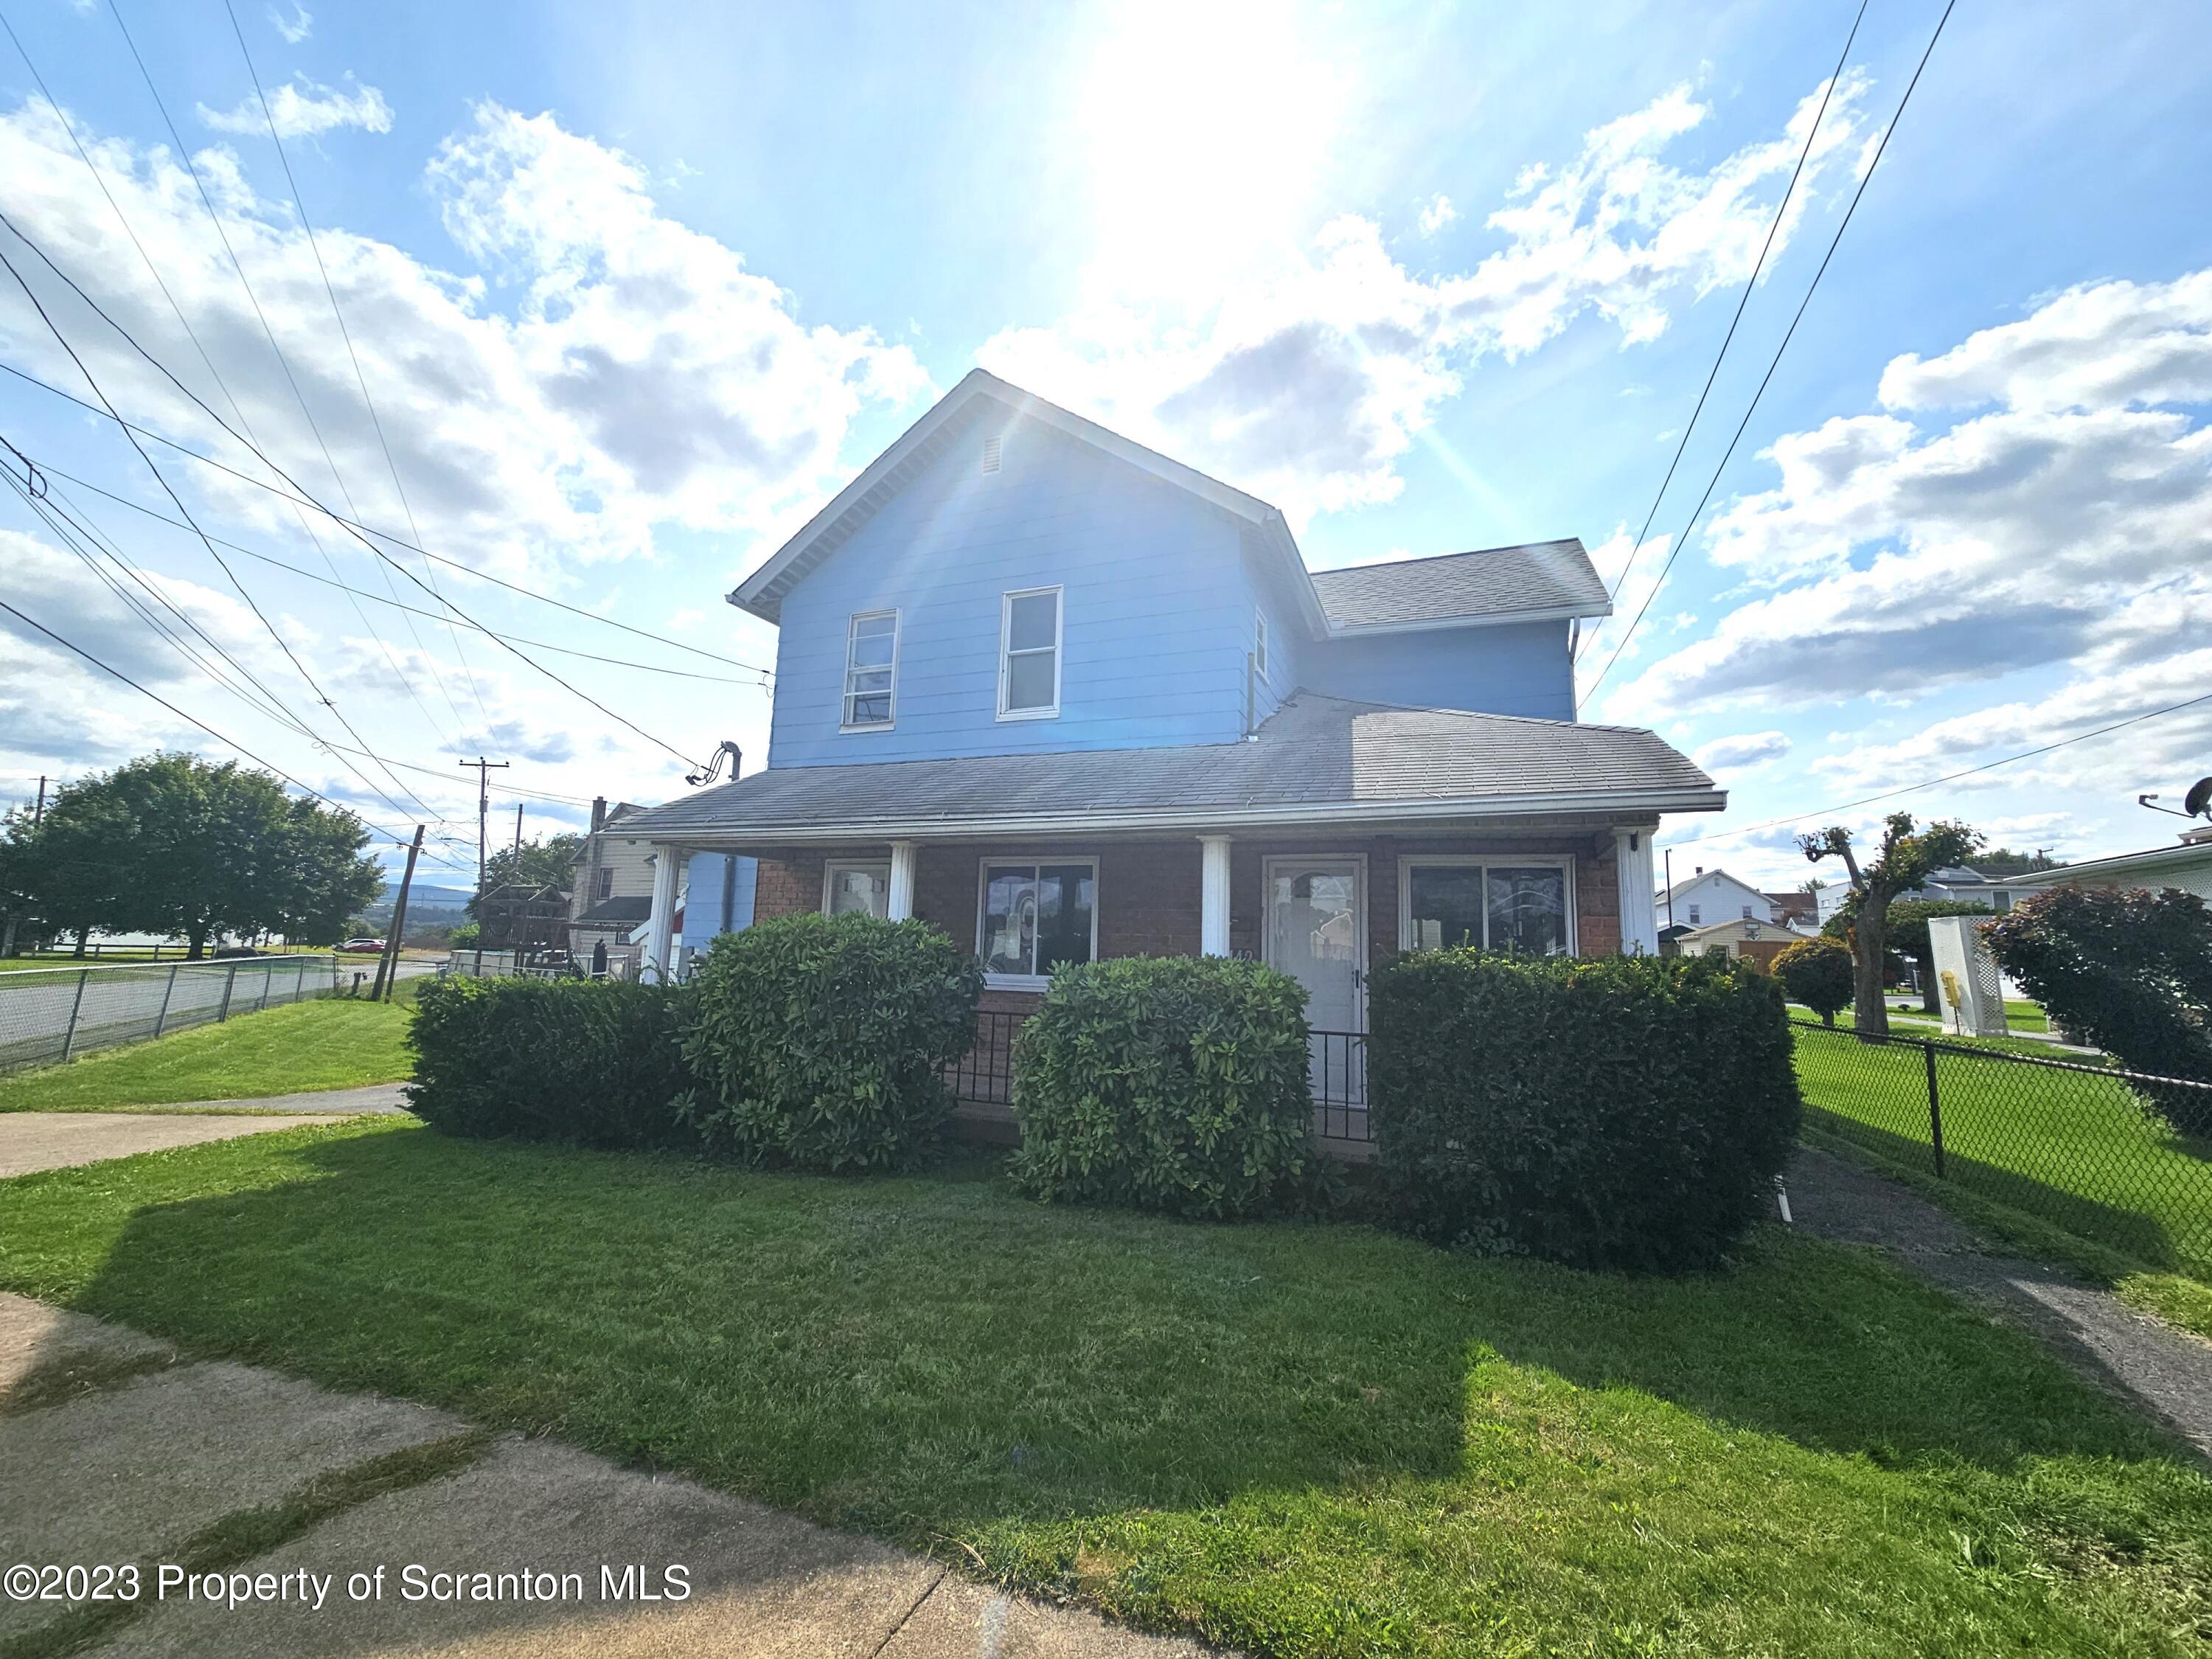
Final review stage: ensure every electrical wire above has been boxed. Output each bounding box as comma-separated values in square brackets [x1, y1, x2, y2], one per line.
[1579, 0, 1957, 710]
[0, 597, 475, 871]
[0, 213, 704, 769]
[0, 358, 772, 678]
[1580, 0, 1867, 661]
[35, 462, 772, 686]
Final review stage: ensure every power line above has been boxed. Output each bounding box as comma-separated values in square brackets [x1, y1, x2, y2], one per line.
[0, 237, 447, 827]
[1671, 684, 2212, 853]
[9, 2, 472, 758]
[1580, 0, 1867, 664]
[0, 357, 772, 678]
[0, 213, 703, 768]
[211, 0, 493, 734]
[34, 460, 773, 686]
[0, 596, 474, 872]
[1580, 0, 1957, 710]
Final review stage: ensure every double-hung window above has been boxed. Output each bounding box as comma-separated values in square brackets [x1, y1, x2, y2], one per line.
[1400, 858, 1573, 956]
[1253, 610, 1270, 681]
[842, 610, 899, 730]
[823, 859, 891, 918]
[998, 587, 1061, 719]
[978, 859, 1096, 985]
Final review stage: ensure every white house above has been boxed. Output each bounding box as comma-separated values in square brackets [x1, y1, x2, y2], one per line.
[1657, 866, 1773, 931]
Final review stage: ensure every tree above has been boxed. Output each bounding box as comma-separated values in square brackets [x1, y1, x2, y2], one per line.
[1773, 936, 1854, 1026]
[1798, 813, 1982, 1039]
[4, 754, 382, 957]
[1971, 846, 2059, 877]
[467, 832, 584, 916]
[1984, 886, 2212, 1134]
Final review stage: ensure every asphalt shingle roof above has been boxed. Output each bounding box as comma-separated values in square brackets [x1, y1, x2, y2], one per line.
[619, 692, 1717, 841]
[1309, 540, 1611, 629]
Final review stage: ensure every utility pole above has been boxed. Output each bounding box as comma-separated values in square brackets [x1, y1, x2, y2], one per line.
[33, 775, 45, 824]
[1663, 849, 1675, 932]
[459, 757, 509, 976]
[373, 826, 424, 1002]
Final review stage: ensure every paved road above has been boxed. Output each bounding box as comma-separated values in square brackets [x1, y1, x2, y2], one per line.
[0, 1293, 1212, 1657]
[1787, 1145, 2212, 1461]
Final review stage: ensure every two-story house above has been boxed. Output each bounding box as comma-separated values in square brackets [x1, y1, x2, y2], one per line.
[1658, 866, 1777, 932]
[619, 371, 1722, 1128]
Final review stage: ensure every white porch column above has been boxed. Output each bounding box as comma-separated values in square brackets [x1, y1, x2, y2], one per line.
[641, 844, 683, 984]
[1199, 835, 1233, 956]
[1614, 827, 1658, 956]
[887, 840, 918, 922]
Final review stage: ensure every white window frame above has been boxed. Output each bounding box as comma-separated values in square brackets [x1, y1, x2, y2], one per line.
[841, 608, 900, 733]
[1397, 855, 1578, 956]
[1687, 903, 1701, 925]
[975, 855, 1099, 989]
[822, 859, 893, 918]
[996, 585, 1062, 721]
[1253, 609, 1270, 683]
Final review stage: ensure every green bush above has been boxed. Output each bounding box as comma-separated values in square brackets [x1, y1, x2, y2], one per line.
[1008, 956, 1317, 1219]
[1773, 936, 1854, 1025]
[1369, 950, 1800, 1270]
[678, 911, 982, 1171]
[1984, 886, 2212, 1133]
[406, 975, 693, 1147]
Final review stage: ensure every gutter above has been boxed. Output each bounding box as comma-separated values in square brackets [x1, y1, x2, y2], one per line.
[622, 786, 1727, 849]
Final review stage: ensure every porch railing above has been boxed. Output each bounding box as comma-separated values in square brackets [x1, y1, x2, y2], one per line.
[943, 1007, 1025, 1105]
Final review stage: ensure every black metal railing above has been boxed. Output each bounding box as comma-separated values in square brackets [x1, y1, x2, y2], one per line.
[1790, 1018, 2212, 1279]
[943, 1008, 1026, 1106]
[1310, 1029, 1371, 1142]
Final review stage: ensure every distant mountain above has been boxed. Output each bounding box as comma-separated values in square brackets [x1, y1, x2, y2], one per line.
[380, 881, 473, 908]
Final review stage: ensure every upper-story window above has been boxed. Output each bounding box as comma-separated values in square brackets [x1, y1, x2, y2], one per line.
[594, 866, 612, 902]
[998, 586, 1061, 720]
[842, 610, 899, 730]
[1254, 610, 1270, 681]
[1687, 904, 1701, 925]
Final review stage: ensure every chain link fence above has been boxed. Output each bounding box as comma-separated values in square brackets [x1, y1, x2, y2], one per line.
[1792, 1019, 2212, 1280]
[0, 956, 341, 1075]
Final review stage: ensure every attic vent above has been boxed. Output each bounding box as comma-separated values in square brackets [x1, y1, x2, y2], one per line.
[981, 433, 1003, 474]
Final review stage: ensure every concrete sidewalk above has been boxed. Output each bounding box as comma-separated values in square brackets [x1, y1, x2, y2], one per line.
[0, 1083, 411, 1177]
[0, 1294, 1216, 1657]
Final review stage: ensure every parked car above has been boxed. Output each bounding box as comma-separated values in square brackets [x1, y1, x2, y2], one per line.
[338, 937, 386, 954]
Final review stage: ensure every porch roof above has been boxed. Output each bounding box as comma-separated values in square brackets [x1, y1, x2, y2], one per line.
[620, 692, 1722, 846]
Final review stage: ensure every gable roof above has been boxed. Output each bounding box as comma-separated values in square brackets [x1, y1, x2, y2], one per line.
[1310, 540, 1611, 632]
[1659, 866, 1772, 906]
[616, 691, 1721, 844]
[728, 369, 1610, 638]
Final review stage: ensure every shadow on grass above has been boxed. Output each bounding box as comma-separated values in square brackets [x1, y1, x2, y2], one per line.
[12, 1119, 2185, 1536]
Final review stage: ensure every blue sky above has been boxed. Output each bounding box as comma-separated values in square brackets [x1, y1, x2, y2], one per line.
[1, 0, 2208, 887]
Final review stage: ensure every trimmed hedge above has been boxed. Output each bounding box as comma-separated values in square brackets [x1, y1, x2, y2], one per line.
[1370, 950, 1800, 1270]
[406, 975, 694, 1147]
[1984, 886, 2212, 1133]
[1008, 956, 1317, 1218]
[1773, 936, 1854, 1025]
[679, 911, 982, 1170]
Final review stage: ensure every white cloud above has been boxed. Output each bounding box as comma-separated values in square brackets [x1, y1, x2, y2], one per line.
[201, 78, 393, 141]
[0, 97, 930, 587]
[1694, 730, 1792, 774]
[981, 73, 1870, 526]
[1416, 193, 1458, 237]
[268, 4, 313, 44]
[1609, 271, 2212, 724]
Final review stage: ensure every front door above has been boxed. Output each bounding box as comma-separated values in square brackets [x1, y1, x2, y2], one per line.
[1263, 857, 1366, 1108]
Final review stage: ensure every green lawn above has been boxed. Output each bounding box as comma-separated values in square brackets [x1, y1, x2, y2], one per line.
[1791, 1002, 2097, 1062]
[1792, 1023, 2212, 1335]
[0, 997, 414, 1112]
[1, 1120, 2206, 1658]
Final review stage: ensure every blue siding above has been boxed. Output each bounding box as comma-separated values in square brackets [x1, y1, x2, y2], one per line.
[681, 853, 755, 950]
[767, 420, 1258, 767]
[1301, 620, 1576, 720]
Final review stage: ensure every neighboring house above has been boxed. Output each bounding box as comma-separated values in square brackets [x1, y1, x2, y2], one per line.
[1669, 914, 1797, 969]
[1764, 889, 1819, 928]
[618, 370, 1724, 1134]
[565, 799, 667, 975]
[1658, 866, 1774, 931]
[1814, 864, 2041, 925]
[2007, 825, 2212, 908]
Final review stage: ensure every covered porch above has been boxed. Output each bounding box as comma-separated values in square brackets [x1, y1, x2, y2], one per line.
[643, 816, 1663, 1156]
